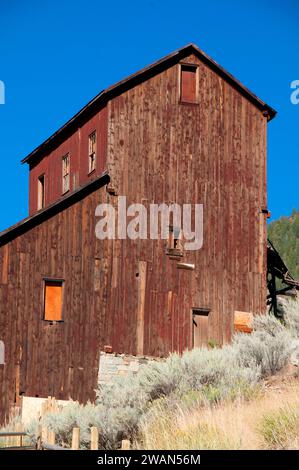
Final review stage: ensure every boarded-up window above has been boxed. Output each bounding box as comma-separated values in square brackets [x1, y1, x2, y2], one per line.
[234, 311, 253, 333]
[88, 131, 97, 173]
[44, 280, 64, 321]
[180, 65, 197, 103]
[192, 308, 210, 347]
[37, 174, 45, 210]
[62, 153, 70, 194]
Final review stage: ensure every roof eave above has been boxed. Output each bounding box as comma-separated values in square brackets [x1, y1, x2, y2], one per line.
[21, 43, 277, 165]
[0, 171, 110, 245]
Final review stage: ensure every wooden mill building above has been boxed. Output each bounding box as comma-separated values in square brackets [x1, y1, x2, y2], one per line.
[0, 44, 276, 422]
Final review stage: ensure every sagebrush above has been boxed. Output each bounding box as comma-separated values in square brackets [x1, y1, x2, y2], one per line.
[25, 297, 299, 449]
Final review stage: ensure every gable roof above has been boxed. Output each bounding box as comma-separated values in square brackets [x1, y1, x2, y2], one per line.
[0, 171, 109, 245]
[21, 43, 276, 165]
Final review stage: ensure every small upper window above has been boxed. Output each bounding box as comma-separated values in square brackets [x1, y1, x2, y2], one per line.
[180, 64, 198, 104]
[44, 279, 64, 321]
[37, 174, 45, 210]
[88, 131, 97, 173]
[62, 153, 70, 194]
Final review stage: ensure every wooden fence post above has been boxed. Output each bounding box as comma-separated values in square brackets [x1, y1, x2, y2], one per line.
[90, 427, 99, 450]
[72, 427, 80, 450]
[41, 426, 48, 446]
[36, 423, 42, 450]
[48, 430, 56, 446]
[15, 422, 23, 447]
[121, 439, 130, 450]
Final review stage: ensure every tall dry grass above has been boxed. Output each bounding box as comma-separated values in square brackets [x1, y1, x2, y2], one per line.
[137, 379, 299, 450]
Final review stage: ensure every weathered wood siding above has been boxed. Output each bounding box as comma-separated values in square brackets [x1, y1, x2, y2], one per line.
[0, 52, 268, 423]
[29, 105, 108, 215]
[0, 183, 112, 423]
[107, 52, 268, 355]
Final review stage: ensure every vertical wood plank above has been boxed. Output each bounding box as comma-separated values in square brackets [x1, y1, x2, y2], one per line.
[136, 261, 147, 355]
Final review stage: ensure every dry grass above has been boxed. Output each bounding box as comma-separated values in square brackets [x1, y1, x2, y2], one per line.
[137, 378, 299, 450]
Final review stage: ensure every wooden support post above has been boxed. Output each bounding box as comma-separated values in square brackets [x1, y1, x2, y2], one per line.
[90, 426, 99, 450]
[121, 439, 130, 450]
[72, 427, 80, 450]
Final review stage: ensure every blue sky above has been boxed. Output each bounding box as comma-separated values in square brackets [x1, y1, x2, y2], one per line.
[0, 0, 298, 231]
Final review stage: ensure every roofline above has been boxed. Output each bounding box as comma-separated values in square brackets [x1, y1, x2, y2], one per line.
[0, 171, 110, 245]
[21, 43, 277, 165]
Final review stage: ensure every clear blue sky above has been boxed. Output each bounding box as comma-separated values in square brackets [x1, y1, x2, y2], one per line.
[0, 0, 298, 231]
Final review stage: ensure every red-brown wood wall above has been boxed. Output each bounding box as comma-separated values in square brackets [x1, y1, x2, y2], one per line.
[0, 52, 269, 423]
[107, 53, 268, 355]
[29, 106, 108, 215]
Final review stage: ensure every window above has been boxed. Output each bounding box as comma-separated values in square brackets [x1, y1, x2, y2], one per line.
[168, 226, 181, 250]
[180, 64, 198, 103]
[192, 308, 210, 348]
[37, 174, 45, 210]
[167, 225, 183, 257]
[88, 131, 97, 173]
[62, 153, 70, 194]
[43, 279, 64, 321]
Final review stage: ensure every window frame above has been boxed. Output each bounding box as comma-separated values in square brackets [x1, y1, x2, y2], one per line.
[88, 130, 97, 174]
[37, 173, 45, 210]
[42, 278, 65, 323]
[179, 63, 199, 105]
[166, 225, 183, 258]
[62, 153, 70, 195]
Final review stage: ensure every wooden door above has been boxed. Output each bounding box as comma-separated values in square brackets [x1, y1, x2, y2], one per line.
[192, 309, 210, 348]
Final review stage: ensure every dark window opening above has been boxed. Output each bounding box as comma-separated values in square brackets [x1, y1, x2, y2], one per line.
[62, 153, 70, 194]
[88, 131, 97, 174]
[167, 225, 183, 258]
[37, 174, 45, 210]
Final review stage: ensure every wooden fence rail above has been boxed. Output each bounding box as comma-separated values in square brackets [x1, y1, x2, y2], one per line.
[39, 426, 131, 450]
[0, 430, 35, 450]
[1, 422, 131, 450]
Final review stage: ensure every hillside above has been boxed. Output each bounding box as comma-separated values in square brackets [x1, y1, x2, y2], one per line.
[268, 209, 299, 281]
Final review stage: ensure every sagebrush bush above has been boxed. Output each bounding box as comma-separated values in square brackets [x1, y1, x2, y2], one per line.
[233, 327, 292, 377]
[283, 296, 299, 338]
[25, 298, 299, 449]
[178, 346, 261, 403]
